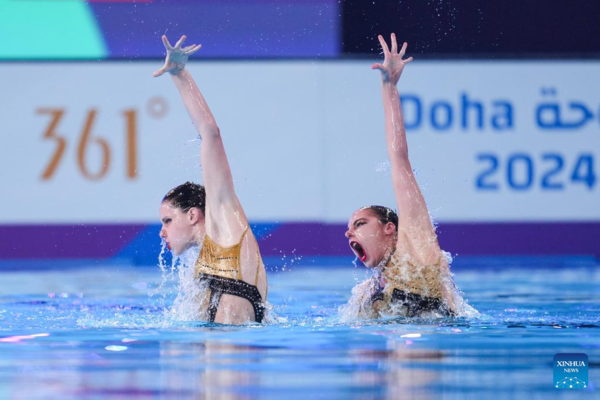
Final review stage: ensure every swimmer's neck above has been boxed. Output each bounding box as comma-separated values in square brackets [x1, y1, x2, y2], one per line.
[194, 226, 207, 246]
[381, 246, 396, 268]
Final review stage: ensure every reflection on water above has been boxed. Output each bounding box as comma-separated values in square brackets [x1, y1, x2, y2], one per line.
[160, 341, 262, 399]
[0, 264, 598, 398]
[350, 343, 446, 400]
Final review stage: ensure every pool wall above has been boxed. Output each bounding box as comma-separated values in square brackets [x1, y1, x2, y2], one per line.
[1, 222, 599, 264]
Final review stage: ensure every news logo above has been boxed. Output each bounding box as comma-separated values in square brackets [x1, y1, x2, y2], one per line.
[554, 353, 588, 389]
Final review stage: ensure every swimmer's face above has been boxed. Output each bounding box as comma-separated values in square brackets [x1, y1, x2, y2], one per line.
[159, 201, 203, 256]
[345, 208, 396, 268]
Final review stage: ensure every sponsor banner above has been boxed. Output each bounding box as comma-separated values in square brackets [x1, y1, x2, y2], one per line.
[1, 61, 598, 229]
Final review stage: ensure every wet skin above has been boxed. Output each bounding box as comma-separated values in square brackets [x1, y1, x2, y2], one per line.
[159, 201, 204, 256]
[345, 208, 396, 268]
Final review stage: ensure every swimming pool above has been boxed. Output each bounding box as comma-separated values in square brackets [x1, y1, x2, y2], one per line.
[1, 257, 598, 399]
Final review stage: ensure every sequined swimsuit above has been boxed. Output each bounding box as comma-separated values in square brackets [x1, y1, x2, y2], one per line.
[369, 252, 455, 318]
[194, 227, 266, 323]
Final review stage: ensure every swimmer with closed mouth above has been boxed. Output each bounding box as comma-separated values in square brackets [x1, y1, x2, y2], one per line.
[154, 35, 268, 325]
[342, 34, 475, 320]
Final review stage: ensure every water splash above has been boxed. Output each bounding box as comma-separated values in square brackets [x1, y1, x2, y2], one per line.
[338, 250, 479, 323]
[149, 240, 176, 298]
[165, 245, 210, 322]
[375, 160, 391, 173]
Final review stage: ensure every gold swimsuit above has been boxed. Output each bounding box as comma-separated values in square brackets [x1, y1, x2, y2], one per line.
[195, 227, 266, 322]
[369, 252, 454, 318]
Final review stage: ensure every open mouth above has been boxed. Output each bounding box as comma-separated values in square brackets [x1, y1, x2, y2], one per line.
[350, 241, 367, 262]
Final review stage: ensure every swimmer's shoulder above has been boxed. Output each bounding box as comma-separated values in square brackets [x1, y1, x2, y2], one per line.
[395, 228, 444, 266]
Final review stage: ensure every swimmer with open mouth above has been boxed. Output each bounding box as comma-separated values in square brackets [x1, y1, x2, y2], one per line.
[341, 34, 475, 320]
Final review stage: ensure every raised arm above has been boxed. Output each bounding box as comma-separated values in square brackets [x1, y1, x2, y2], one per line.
[154, 35, 248, 242]
[373, 34, 440, 264]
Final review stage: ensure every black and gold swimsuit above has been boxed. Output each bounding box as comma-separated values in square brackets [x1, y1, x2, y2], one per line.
[370, 285, 454, 318]
[345, 252, 456, 319]
[195, 227, 266, 323]
[374, 252, 455, 318]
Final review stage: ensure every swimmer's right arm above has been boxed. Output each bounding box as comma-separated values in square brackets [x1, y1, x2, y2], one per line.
[154, 35, 249, 239]
[373, 34, 440, 264]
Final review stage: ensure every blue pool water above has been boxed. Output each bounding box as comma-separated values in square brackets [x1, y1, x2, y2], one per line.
[1, 258, 598, 399]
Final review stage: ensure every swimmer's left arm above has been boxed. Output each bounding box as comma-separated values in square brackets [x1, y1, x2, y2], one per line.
[373, 34, 440, 264]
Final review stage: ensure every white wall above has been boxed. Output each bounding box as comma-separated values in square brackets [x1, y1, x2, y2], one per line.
[1, 61, 598, 224]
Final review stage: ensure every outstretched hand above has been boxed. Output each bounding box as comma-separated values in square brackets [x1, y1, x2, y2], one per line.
[153, 35, 202, 77]
[372, 33, 413, 84]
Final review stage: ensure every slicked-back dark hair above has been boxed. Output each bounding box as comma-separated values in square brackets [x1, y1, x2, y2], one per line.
[162, 181, 206, 214]
[364, 205, 399, 233]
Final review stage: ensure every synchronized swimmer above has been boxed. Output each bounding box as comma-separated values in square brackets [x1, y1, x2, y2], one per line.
[154, 35, 268, 325]
[340, 34, 474, 320]
[155, 33, 474, 325]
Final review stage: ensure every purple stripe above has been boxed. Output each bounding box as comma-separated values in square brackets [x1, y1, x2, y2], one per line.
[258, 222, 600, 257]
[0, 225, 146, 259]
[0, 222, 598, 260]
[258, 223, 346, 256]
[435, 222, 600, 256]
